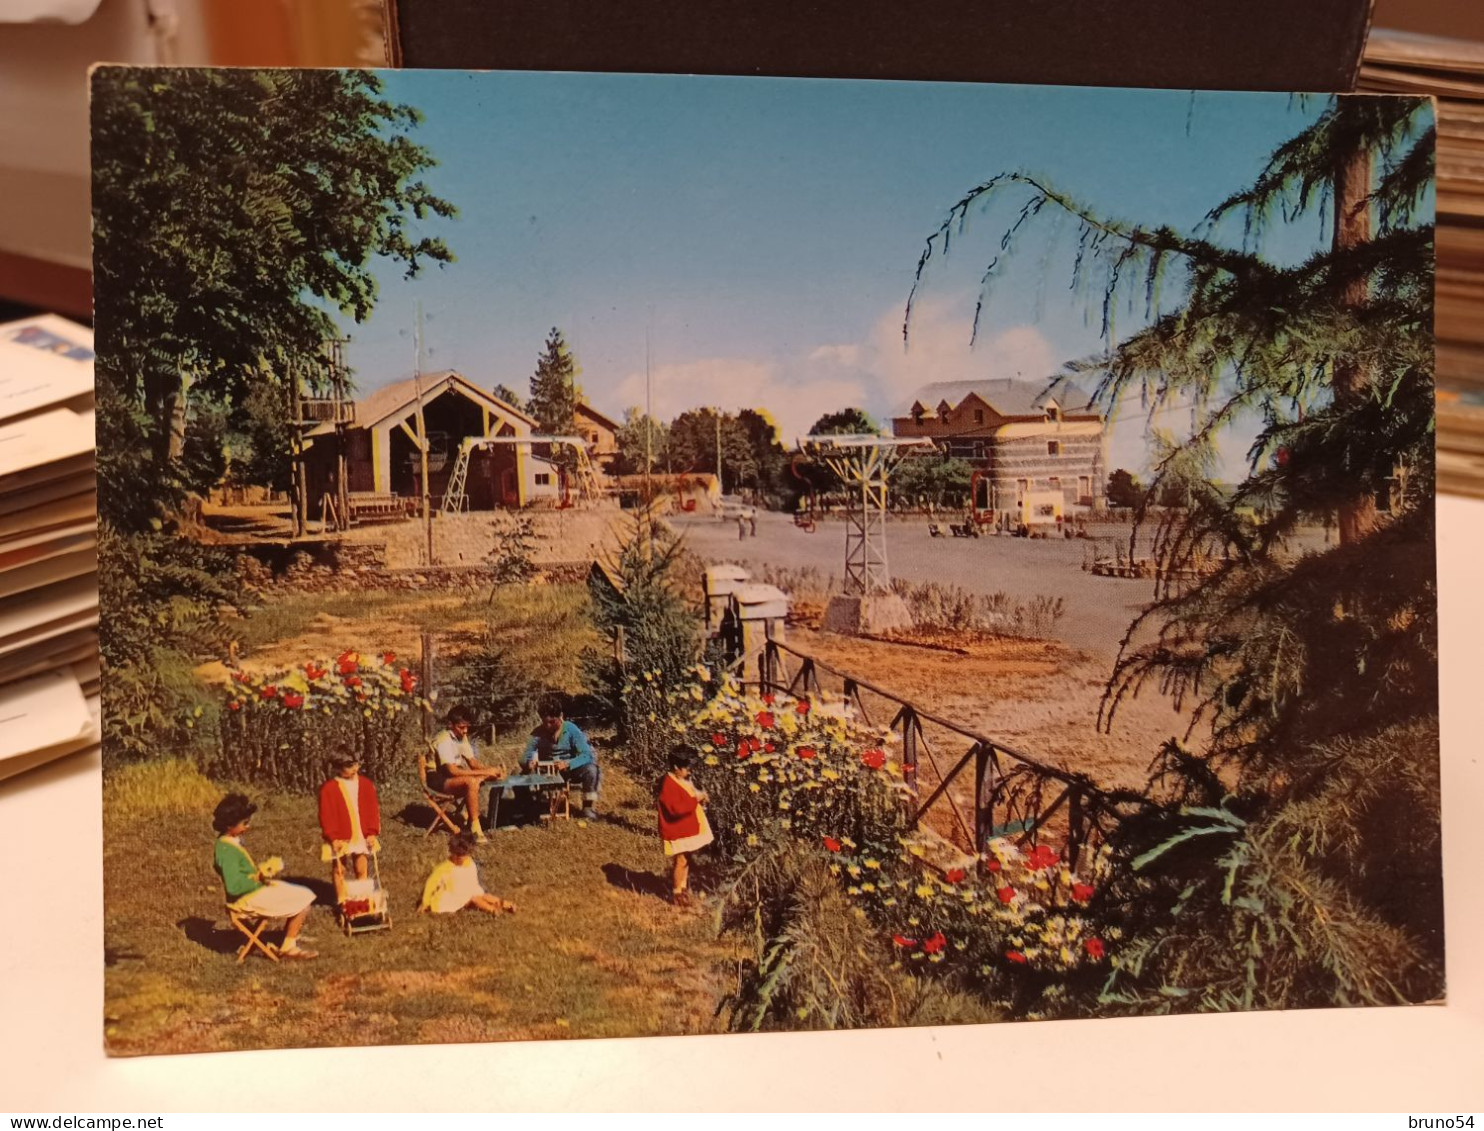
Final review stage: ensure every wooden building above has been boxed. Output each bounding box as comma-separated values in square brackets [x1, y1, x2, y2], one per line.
[574, 400, 622, 476]
[301, 370, 558, 512]
[891, 378, 1107, 515]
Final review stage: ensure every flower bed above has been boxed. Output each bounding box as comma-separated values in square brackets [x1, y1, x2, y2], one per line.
[672, 668, 1116, 1015]
[211, 650, 427, 790]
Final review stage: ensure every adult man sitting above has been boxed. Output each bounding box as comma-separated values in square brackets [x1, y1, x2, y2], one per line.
[430, 706, 505, 842]
[521, 693, 601, 820]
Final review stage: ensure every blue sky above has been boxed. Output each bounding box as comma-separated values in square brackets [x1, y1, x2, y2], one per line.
[343, 75, 1344, 476]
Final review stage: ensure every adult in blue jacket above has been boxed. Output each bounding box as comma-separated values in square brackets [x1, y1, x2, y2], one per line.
[522, 692, 601, 820]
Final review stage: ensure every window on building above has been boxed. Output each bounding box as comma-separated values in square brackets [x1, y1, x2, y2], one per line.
[1047, 440, 1061, 457]
[1016, 477, 1030, 499]
[972, 441, 986, 459]
[1048, 476, 1061, 493]
[1046, 405, 1060, 423]
[911, 404, 925, 425]
[974, 408, 985, 425]
[1079, 476, 1092, 501]
[535, 473, 552, 486]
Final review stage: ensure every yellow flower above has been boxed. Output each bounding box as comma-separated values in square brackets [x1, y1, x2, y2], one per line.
[733, 823, 744, 834]
[915, 884, 935, 899]
[863, 858, 881, 870]
[821, 768, 840, 782]
[907, 845, 925, 858]
[705, 755, 719, 766]
[747, 834, 759, 847]
[847, 886, 862, 896]
[861, 882, 876, 893]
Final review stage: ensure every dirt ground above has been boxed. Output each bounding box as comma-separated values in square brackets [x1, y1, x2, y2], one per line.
[787, 627, 1195, 796]
[198, 500, 631, 570]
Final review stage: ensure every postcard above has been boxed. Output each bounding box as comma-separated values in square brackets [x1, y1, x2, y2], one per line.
[93, 67, 1440, 1056]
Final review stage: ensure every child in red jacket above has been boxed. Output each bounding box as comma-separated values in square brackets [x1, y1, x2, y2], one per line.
[318, 750, 382, 902]
[657, 747, 713, 907]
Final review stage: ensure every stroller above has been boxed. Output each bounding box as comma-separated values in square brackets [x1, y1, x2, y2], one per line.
[332, 844, 392, 937]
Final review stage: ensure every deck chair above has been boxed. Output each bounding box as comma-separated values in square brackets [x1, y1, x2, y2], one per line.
[226, 903, 280, 963]
[418, 746, 468, 837]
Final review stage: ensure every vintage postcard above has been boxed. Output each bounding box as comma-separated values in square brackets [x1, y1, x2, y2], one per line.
[93, 68, 1441, 1054]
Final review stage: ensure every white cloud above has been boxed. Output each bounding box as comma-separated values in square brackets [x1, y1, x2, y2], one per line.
[859, 295, 1059, 414]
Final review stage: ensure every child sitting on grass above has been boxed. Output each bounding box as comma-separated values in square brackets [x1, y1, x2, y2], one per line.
[418, 832, 517, 916]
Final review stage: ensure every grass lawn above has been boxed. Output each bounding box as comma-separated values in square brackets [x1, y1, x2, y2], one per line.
[103, 759, 746, 1055]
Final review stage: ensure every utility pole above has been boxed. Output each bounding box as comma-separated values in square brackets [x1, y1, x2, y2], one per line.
[715, 409, 723, 494]
[413, 300, 434, 566]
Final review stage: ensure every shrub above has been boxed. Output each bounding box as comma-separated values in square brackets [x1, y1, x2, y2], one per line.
[210, 650, 426, 790]
[99, 524, 245, 765]
[585, 504, 702, 775]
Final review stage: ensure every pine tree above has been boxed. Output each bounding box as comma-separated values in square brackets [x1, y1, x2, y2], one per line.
[526, 327, 582, 472]
[913, 94, 1441, 1008]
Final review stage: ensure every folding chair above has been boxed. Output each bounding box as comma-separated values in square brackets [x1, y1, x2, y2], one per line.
[418, 746, 468, 836]
[227, 904, 280, 963]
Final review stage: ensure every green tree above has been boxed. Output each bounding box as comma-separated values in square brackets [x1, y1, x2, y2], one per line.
[492, 383, 526, 413]
[809, 407, 879, 435]
[92, 67, 456, 528]
[1105, 468, 1144, 509]
[667, 408, 758, 493]
[915, 95, 1439, 1008]
[893, 455, 973, 510]
[613, 407, 670, 476]
[527, 327, 582, 472]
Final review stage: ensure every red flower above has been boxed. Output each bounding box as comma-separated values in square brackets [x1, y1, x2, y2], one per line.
[381, 651, 396, 665]
[231, 670, 249, 684]
[861, 749, 886, 770]
[304, 663, 328, 681]
[796, 699, 811, 715]
[712, 733, 728, 746]
[282, 693, 305, 710]
[997, 886, 1016, 904]
[1072, 883, 1095, 903]
[822, 836, 841, 853]
[985, 858, 1002, 873]
[1084, 938, 1106, 960]
[797, 746, 817, 760]
[922, 931, 947, 955]
[345, 676, 362, 689]
[764, 742, 775, 753]
[227, 701, 241, 712]
[944, 868, 966, 884]
[337, 651, 359, 676]
[1006, 950, 1027, 964]
[762, 693, 776, 705]
[756, 711, 775, 729]
[891, 934, 917, 948]
[1026, 844, 1060, 871]
[259, 685, 278, 700]
[400, 669, 418, 693]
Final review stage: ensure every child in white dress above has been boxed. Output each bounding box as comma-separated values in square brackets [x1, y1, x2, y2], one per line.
[419, 833, 516, 915]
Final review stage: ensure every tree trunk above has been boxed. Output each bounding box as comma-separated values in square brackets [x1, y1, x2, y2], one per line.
[1332, 141, 1378, 545]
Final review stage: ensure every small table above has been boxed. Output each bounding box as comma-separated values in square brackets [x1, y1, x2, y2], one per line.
[487, 771, 568, 828]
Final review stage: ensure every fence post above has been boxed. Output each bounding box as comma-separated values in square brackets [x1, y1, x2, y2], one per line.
[974, 742, 991, 857]
[420, 631, 435, 742]
[900, 707, 918, 796]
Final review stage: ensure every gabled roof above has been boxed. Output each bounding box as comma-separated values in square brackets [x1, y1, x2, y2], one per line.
[896, 377, 1097, 419]
[307, 370, 537, 436]
[575, 400, 622, 434]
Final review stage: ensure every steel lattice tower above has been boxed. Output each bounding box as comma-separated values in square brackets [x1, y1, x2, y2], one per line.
[801, 435, 933, 595]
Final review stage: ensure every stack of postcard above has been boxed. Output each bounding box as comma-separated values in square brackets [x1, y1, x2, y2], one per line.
[0, 314, 99, 781]
[1361, 29, 1484, 495]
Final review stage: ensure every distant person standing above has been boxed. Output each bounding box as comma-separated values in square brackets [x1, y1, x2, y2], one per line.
[748, 511, 757, 537]
[737, 514, 747, 541]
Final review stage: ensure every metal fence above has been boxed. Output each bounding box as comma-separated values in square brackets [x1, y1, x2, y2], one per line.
[749, 635, 1146, 867]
